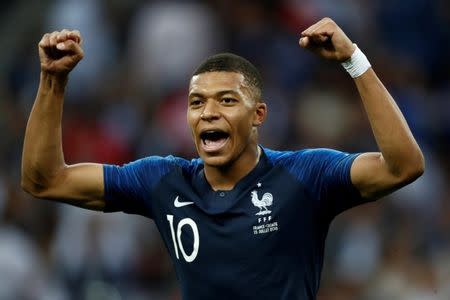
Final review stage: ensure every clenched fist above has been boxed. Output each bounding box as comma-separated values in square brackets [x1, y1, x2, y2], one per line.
[39, 29, 84, 76]
[299, 18, 355, 62]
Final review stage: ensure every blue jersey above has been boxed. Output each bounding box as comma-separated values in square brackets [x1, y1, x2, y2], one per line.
[103, 147, 369, 300]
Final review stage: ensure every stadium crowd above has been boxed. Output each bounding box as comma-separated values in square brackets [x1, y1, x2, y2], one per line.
[0, 0, 449, 299]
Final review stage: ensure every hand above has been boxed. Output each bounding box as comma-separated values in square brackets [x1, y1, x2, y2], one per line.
[38, 29, 84, 76]
[299, 18, 355, 62]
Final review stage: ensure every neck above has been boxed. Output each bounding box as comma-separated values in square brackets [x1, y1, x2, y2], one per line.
[204, 145, 261, 191]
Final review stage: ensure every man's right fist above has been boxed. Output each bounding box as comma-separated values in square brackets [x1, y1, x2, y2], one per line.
[38, 29, 84, 76]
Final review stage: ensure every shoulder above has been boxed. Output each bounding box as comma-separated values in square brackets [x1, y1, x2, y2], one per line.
[123, 155, 202, 173]
[263, 146, 358, 180]
[263, 147, 345, 165]
[104, 155, 203, 179]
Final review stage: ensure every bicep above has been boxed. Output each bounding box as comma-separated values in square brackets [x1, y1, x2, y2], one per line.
[42, 163, 105, 210]
[350, 152, 409, 200]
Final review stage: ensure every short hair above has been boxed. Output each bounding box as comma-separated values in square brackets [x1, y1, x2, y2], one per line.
[192, 53, 263, 101]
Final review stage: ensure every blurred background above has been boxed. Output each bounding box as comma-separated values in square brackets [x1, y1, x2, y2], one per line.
[0, 0, 449, 299]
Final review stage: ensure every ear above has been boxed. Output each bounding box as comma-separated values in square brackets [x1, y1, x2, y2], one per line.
[253, 102, 267, 126]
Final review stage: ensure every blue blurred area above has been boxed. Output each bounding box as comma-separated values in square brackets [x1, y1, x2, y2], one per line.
[0, 0, 449, 299]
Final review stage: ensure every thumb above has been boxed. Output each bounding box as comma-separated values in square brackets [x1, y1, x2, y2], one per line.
[299, 34, 331, 49]
[56, 39, 77, 51]
[56, 40, 84, 60]
[299, 37, 309, 48]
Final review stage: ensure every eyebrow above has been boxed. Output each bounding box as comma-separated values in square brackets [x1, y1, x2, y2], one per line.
[189, 90, 240, 99]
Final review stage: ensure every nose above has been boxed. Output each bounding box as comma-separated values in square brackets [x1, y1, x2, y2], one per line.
[200, 100, 220, 121]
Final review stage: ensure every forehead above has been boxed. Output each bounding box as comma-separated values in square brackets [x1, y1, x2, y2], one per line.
[189, 72, 247, 96]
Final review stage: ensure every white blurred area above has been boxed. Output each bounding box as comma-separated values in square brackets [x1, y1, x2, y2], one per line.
[127, 1, 224, 93]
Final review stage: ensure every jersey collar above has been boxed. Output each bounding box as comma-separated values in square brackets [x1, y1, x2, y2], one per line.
[192, 146, 272, 213]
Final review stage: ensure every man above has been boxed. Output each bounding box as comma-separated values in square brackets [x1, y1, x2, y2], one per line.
[22, 18, 424, 299]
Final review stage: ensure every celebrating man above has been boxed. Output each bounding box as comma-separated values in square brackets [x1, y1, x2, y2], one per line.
[22, 18, 424, 299]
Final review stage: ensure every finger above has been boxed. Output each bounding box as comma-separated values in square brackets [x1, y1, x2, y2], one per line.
[49, 31, 59, 47]
[310, 22, 335, 37]
[57, 29, 79, 49]
[301, 17, 330, 36]
[56, 41, 66, 50]
[299, 33, 331, 50]
[301, 22, 321, 36]
[310, 33, 331, 44]
[67, 30, 81, 44]
[56, 39, 74, 51]
[305, 25, 331, 39]
[68, 41, 84, 61]
[56, 39, 84, 59]
[56, 29, 69, 43]
[302, 17, 335, 38]
[39, 33, 51, 48]
[303, 27, 334, 49]
[301, 20, 323, 35]
[299, 36, 309, 48]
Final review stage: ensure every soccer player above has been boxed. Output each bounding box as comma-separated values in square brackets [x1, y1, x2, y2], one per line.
[22, 18, 424, 299]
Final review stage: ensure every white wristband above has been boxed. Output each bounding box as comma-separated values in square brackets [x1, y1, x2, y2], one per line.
[341, 44, 371, 78]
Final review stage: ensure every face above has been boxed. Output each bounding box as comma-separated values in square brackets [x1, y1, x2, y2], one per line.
[187, 71, 266, 168]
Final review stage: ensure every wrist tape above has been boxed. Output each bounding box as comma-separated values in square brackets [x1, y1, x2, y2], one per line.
[341, 44, 371, 78]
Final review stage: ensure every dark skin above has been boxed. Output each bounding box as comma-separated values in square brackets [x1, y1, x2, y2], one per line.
[21, 18, 424, 210]
[187, 71, 266, 190]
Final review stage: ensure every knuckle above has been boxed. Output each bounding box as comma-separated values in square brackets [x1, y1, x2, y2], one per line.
[67, 40, 76, 47]
[68, 30, 81, 42]
[75, 52, 84, 60]
[40, 36, 49, 45]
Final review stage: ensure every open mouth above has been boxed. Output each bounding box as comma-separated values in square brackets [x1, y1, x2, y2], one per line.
[200, 130, 230, 152]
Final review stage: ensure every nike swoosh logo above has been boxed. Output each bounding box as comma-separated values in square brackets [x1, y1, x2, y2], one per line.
[174, 196, 194, 208]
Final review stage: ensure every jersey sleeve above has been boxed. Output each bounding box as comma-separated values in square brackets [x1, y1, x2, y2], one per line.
[283, 149, 367, 218]
[103, 156, 174, 217]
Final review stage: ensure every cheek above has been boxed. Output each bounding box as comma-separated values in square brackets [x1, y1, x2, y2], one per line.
[231, 112, 254, 138]
[186, 111, 198, 127]
[186, 115, 198, 140]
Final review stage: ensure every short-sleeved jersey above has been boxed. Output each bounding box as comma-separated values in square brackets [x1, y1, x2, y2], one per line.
[103, 147, 368, 300]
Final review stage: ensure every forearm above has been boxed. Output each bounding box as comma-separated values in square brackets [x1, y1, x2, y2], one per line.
[21, 72, 68, 192]
[354, 68, 424, 177]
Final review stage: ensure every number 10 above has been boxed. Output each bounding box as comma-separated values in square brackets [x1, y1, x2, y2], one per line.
[166, 215, 200, 263]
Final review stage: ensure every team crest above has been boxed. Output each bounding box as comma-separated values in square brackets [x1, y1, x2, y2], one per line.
[251, 190, 273, 215]
[251, 187, 278, 235]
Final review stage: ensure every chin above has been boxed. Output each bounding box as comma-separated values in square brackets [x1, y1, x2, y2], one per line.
[199, 152, 232, 168]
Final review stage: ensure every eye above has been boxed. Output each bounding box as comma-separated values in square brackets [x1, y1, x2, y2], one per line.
[190, 99, 203, 107]
[221, 97, 237, 104]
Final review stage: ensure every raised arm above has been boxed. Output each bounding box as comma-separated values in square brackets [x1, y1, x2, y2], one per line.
[299, 18, 424, 199]
[21, 30, 105, 210]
